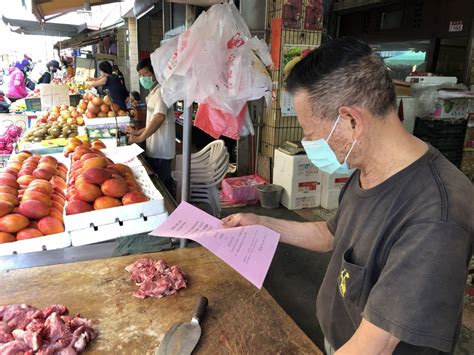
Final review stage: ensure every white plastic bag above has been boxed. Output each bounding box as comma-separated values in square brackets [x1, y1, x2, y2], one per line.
[150, 35, 179, 85]
[155, 2, 272, 136]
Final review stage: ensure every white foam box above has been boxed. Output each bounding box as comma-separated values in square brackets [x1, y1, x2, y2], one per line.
[66, 159, 167, 247]
[0, 232, 71, 256]
[0, 153, 72, 256]
[321, 172, 351, 191]
[283, 190, 322, 210]
[83, 115, 130, 127]
[273, 149, 322, 210]
[39, 84, 69, 110]
[273, 149, 321, 182]
[320, 172, 352, 210]
[321, 188, 341, 210]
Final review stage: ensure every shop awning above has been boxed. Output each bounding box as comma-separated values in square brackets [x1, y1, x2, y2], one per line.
[53, 22, 123, 50]
[2, 15, 80, 37]
[32, 0, 120, 22]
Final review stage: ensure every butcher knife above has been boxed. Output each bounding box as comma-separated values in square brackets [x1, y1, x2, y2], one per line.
[156, 296, 208, 355]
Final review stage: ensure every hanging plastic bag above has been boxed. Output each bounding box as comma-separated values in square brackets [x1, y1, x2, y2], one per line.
[239, 108, 255, 137]
[156, 2, 272, 132]
[150, 35, 179, 85]
[194, 103, 247, 140]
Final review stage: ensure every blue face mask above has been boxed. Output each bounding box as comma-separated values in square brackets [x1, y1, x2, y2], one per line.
[301, 115, 356, 175]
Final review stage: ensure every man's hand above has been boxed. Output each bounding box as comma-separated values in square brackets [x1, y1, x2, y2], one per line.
[222, 213, 261, 227]
[127, 127, 140, 136]
[127, 134, 143, 144]
[335, 318, 400, 355]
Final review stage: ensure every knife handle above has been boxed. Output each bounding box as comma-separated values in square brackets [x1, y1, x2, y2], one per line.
[191, 296, 208, 324]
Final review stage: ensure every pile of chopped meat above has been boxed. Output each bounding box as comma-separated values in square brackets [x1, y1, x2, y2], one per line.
[0, 304, 97, 354]
[125, 258, 187, 299]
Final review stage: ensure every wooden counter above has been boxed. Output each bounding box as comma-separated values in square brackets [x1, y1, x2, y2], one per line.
[0, 246, 322, 354]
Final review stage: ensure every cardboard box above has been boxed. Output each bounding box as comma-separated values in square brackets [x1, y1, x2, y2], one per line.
[285, 193, 321, 210]
[39, 84, 69, 110]
[430, 98, 470, 119]
[321, 188, 341, 210]
[273, 149, 321, 181]
[273, 149, 322, 210]
[320, 172, 352, 210]
[273, 171, 321, 210]
[321, 171, 351, 190]
[405, 76, 457, 85]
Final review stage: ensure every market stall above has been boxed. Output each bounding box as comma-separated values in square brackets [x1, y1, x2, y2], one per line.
[0, 2, 326, 353]
[0, 247, 322, 354]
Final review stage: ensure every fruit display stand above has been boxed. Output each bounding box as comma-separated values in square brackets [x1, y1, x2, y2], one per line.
[17, 126, 88, 155]
[65, 156, 168, 247]
[83, 115, 131, 127]
[0, 153, 71, 256]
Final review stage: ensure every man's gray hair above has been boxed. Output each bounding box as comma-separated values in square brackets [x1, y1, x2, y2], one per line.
[286, 37, 397, 120]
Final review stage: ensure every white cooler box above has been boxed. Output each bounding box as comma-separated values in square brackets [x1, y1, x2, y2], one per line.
[273, 149, 322, 210]
[320, 172, 352, 209]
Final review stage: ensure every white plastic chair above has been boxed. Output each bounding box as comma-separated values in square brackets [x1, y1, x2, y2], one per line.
[172, 141, 229, 216]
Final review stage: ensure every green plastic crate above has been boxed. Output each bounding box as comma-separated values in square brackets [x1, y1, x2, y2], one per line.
[25, 98, 41, 111]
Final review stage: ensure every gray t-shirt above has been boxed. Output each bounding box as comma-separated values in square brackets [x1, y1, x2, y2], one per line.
[317, 145, 473, 354]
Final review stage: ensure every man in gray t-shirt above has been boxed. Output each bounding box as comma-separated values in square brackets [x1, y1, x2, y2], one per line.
[223, 37, 473, 354]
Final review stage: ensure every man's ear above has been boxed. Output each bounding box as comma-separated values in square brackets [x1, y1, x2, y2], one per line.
[338, 106, 364, 140]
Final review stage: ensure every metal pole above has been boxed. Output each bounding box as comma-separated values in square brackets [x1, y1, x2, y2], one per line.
[179, 4, 196, 249]
[180, 104, 192, 248]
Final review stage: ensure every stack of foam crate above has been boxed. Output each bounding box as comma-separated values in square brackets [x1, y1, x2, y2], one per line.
[414, 117, 468, 168]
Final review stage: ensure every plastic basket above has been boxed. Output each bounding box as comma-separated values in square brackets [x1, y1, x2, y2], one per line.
[414, 117, 468, 137]
[25, 98, 41, 111]
[221, 174, 267, 204]
[69, 94, 82, 106]
[0, 154, 10, 168]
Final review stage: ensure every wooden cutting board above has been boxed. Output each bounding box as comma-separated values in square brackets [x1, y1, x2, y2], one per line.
[0, 246, 322, 354]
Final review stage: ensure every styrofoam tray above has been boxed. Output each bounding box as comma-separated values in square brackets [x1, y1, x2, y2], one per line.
[70, 212, 168, 247]
[0, 153, 71, 256]
[83, 115, 130, 126]
[64, 160, 165, 231]
[0, 232, 71, 256]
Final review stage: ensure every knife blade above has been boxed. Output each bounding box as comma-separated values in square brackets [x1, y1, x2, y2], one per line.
[155, 296, 208, 355]
[155, 322, 181, 355]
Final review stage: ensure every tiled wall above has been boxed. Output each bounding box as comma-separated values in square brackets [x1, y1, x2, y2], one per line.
[127, 17, 140, 92]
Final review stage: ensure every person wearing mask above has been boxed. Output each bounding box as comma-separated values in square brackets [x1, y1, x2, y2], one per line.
[38, 60, 60, 84]
[127, 58, 176, 191]
[223, 37, 473, 354]
[21, 55, 35, 90]
[6, 62, 28, 102]
[86, 61, 128, 110]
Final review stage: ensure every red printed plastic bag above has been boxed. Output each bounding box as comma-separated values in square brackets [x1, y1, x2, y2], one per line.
[194, 103, 247, 140]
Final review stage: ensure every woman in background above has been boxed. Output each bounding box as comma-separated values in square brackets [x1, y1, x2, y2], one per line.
[38, 60, 60, 84]
[87, 61, 128, 110]
[6, 62, 28, 102]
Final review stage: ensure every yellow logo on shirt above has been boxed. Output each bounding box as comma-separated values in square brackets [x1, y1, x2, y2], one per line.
[339, 269, 350, 297]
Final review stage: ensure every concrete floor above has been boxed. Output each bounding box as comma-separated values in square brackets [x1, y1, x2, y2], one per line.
[221, 204, 474, 354]
[221, 205, 332, 351]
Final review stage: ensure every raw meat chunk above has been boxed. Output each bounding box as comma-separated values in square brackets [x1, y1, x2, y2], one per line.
[0, 339, 31, 354]
[0, 304, 97, 354]
[0, 321, 13, 344]
[42, 305, 69, 318]
[125, 258, 187, 299]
